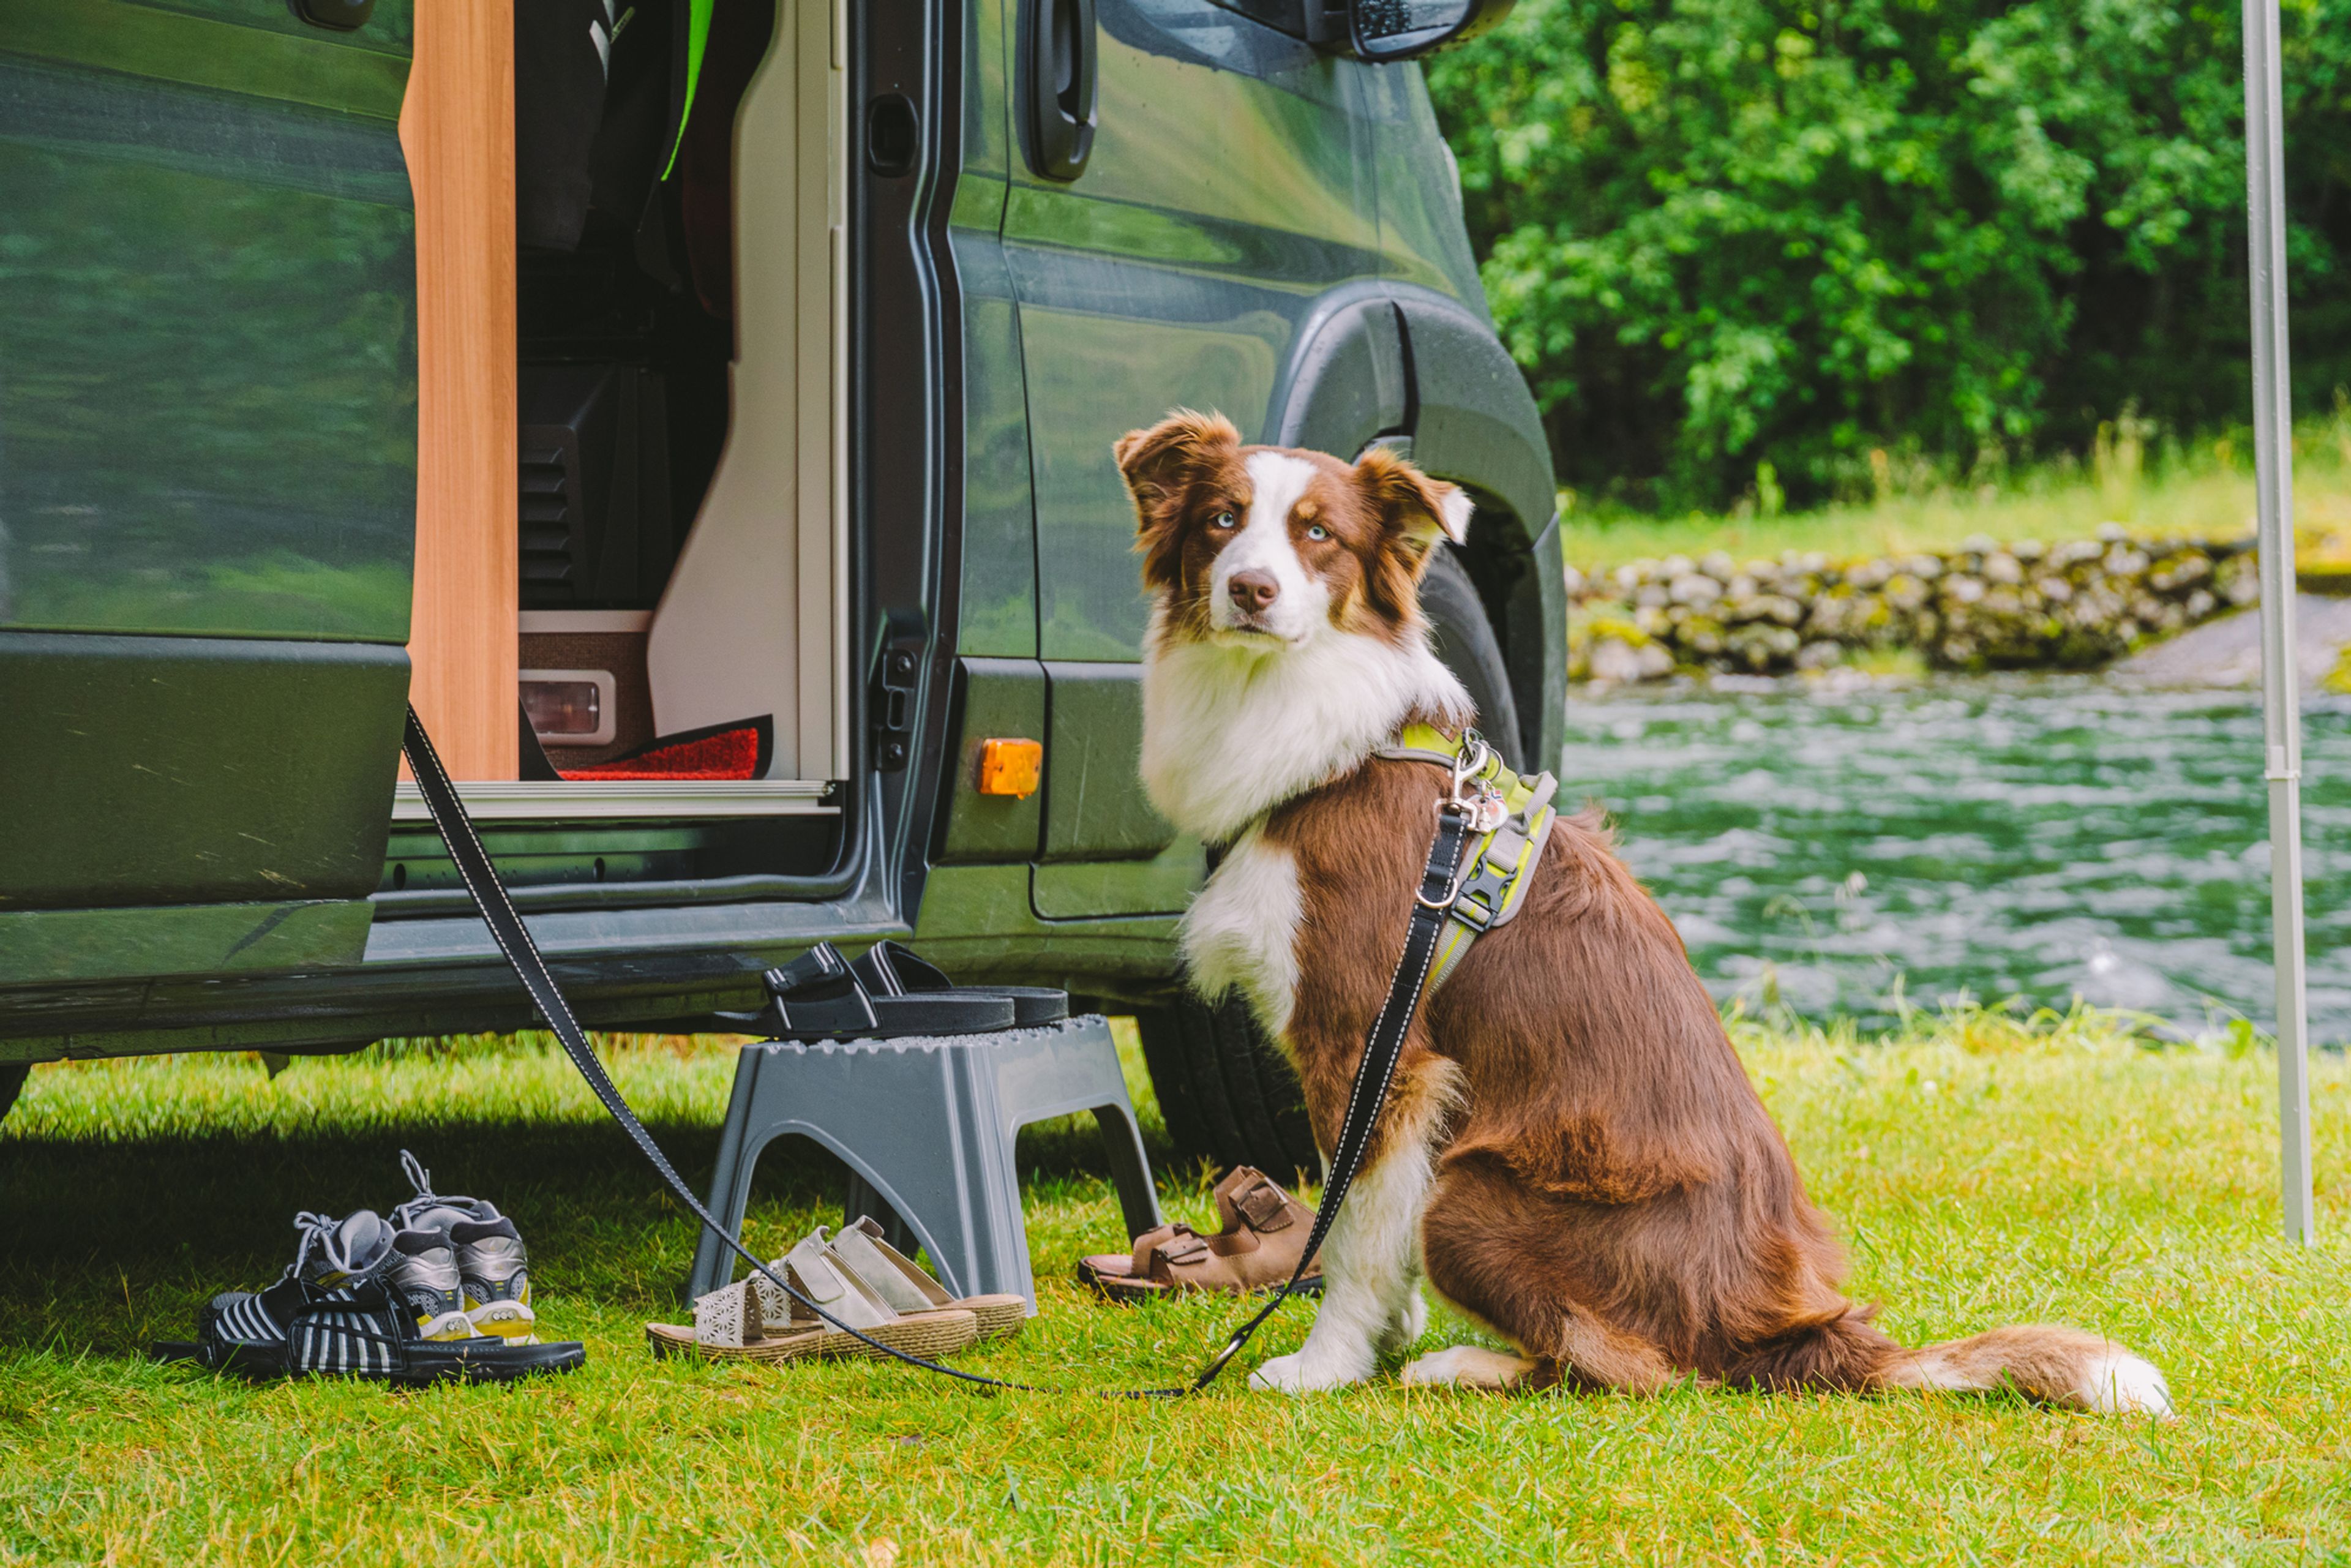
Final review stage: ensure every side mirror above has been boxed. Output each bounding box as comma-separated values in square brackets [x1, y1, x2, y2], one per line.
[1347, 0, 1515, 61]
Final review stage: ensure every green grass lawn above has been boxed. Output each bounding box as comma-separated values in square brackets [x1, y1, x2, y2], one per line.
[4, 1015, 2347, 1565]
[1560, 419, 2351, 573]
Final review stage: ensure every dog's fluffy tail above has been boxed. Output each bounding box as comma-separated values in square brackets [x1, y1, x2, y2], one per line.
[1874, 1324, 2172, 1416]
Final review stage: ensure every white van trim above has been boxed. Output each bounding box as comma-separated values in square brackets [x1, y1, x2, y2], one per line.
[391, 780, 834, 822]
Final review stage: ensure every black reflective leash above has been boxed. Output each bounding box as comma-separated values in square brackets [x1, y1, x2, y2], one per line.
[401, 705, 1475, 1395]
[1187, 786, 1476, 1389]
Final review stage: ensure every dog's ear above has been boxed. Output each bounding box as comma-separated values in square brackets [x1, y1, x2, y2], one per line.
[1355, 447, 1471, 622]
[1355, 445, 1472, 594]
[1114, 409, 1240, 519]
[1117, 410, 1240, 591]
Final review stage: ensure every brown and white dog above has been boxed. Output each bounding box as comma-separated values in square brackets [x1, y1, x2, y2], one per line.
[1117, 409, 2170, 1414]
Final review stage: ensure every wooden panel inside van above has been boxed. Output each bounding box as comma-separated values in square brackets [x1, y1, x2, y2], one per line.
[399, 1, 519, 781]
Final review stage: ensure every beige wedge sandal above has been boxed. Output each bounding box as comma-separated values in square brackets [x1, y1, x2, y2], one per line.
[645, 1227, 980, 1364]
[827, 1215, 1028, 1342]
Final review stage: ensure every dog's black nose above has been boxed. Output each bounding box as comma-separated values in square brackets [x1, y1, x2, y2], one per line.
[1228, 570, 1279, 612]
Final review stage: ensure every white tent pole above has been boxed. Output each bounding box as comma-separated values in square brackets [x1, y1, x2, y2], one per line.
[2242, 0, 2315, 1244]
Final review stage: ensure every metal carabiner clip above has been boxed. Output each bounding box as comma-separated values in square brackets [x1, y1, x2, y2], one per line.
[1448, 730, 1490, 806]
[1444, 732, 1508, 835]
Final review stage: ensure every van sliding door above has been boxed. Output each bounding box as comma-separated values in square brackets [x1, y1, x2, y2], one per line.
[0, 2, 418, 987]
[997, 0, 1381, 891]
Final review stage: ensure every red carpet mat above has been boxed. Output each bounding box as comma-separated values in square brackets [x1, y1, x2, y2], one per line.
[558, 716, 773, 781]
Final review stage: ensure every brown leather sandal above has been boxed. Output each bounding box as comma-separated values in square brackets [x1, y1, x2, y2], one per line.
[1077, 1166, 1324, 1301]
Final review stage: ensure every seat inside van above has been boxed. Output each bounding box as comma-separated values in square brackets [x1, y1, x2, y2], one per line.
[509, 0, 842, 788]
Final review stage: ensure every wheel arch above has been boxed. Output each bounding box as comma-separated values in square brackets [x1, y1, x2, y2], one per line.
[1262, 283, 1564, 770]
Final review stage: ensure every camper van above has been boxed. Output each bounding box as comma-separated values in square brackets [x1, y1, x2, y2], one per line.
[0, 0, 1559, 1176]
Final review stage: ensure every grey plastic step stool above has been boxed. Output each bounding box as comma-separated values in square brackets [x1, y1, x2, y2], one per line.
[684, 1015, 1163, 1311]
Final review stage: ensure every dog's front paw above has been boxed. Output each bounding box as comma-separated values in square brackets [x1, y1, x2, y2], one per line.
[1248, 1349, 1367, 1394]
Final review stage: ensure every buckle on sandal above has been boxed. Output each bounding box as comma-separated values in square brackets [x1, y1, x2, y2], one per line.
[1158, 1231, 1210, 1266]
[1233, 1181, 1291, 1232]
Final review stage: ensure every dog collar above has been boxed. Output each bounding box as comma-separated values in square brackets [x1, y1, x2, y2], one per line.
[1374, 723, 1560, 991]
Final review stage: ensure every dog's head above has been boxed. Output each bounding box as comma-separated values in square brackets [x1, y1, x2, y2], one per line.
[1116, 409, 1472, 651]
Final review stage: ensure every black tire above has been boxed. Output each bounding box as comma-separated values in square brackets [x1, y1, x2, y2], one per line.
[1133, 994, 1321, 1184]
[1419, 548, 1524, 770]
[1133, 555, 1522, 1178]
[0, 1063, 25, 1125]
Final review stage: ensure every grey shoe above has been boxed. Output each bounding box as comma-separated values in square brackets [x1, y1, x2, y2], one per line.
[392, 1152, 536, 1344]
[384, 1228, 478, 1342]
[450, 1215, 534, 1342]
[390, 1149, 503, 1233]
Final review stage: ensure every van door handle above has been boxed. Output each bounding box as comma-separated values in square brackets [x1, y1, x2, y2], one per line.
[1023, 0, 1098, 180]
[294, 0, 374, 28]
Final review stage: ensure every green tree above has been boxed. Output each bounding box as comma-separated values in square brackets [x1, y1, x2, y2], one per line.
[1429, 0, 2351, 509]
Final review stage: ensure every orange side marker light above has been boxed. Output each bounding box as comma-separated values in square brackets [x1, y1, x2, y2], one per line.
[976, 738, 1043, 798]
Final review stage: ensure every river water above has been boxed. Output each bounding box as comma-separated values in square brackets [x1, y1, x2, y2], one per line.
[1561, 676, 2351, 1041]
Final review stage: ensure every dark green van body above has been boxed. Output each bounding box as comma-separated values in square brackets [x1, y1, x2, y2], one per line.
[0, 0, 1559, 1062]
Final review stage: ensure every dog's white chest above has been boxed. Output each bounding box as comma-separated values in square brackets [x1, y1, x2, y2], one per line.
[1179, 827, 1303, 1040]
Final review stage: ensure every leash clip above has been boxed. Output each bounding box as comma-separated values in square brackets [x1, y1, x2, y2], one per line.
[1444, 730, 1507, 834]
[1447, 730, 1490, 798]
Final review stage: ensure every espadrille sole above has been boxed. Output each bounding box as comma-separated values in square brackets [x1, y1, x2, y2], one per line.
[962, 1294, 1029, 1342]
[645, 1306, 979, 1365]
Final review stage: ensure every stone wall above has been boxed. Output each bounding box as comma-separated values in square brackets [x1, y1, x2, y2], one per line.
[1567, 525, 2258, 682]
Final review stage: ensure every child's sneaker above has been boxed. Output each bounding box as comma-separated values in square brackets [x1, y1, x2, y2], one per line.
[389, 1149, 501, 1232]
[451, 1215, 535, 1341]
[384, 1228, 478, 1342]
[392, 1152, 537, 1344]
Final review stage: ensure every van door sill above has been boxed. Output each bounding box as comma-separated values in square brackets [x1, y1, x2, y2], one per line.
[389, 780, 836, 822]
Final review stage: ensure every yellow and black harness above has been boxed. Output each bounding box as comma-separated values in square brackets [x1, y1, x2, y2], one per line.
[1376, 724, 1560, 991]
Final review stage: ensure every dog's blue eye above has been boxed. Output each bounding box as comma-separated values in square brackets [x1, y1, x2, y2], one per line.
[1210, 509, 1237, 530]
[1304, 523, 1330, 542]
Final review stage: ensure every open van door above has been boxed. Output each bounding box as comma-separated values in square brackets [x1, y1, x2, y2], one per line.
[0, 4, 418, 994]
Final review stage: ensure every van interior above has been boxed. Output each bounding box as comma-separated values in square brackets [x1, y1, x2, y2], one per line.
[506, 0, 844, 793]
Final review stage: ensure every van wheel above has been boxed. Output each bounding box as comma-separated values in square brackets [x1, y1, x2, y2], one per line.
[1132, 994, 1321, 1185]
[0, 1064, 26, 1125]
[1420, 549, 1524, 770]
